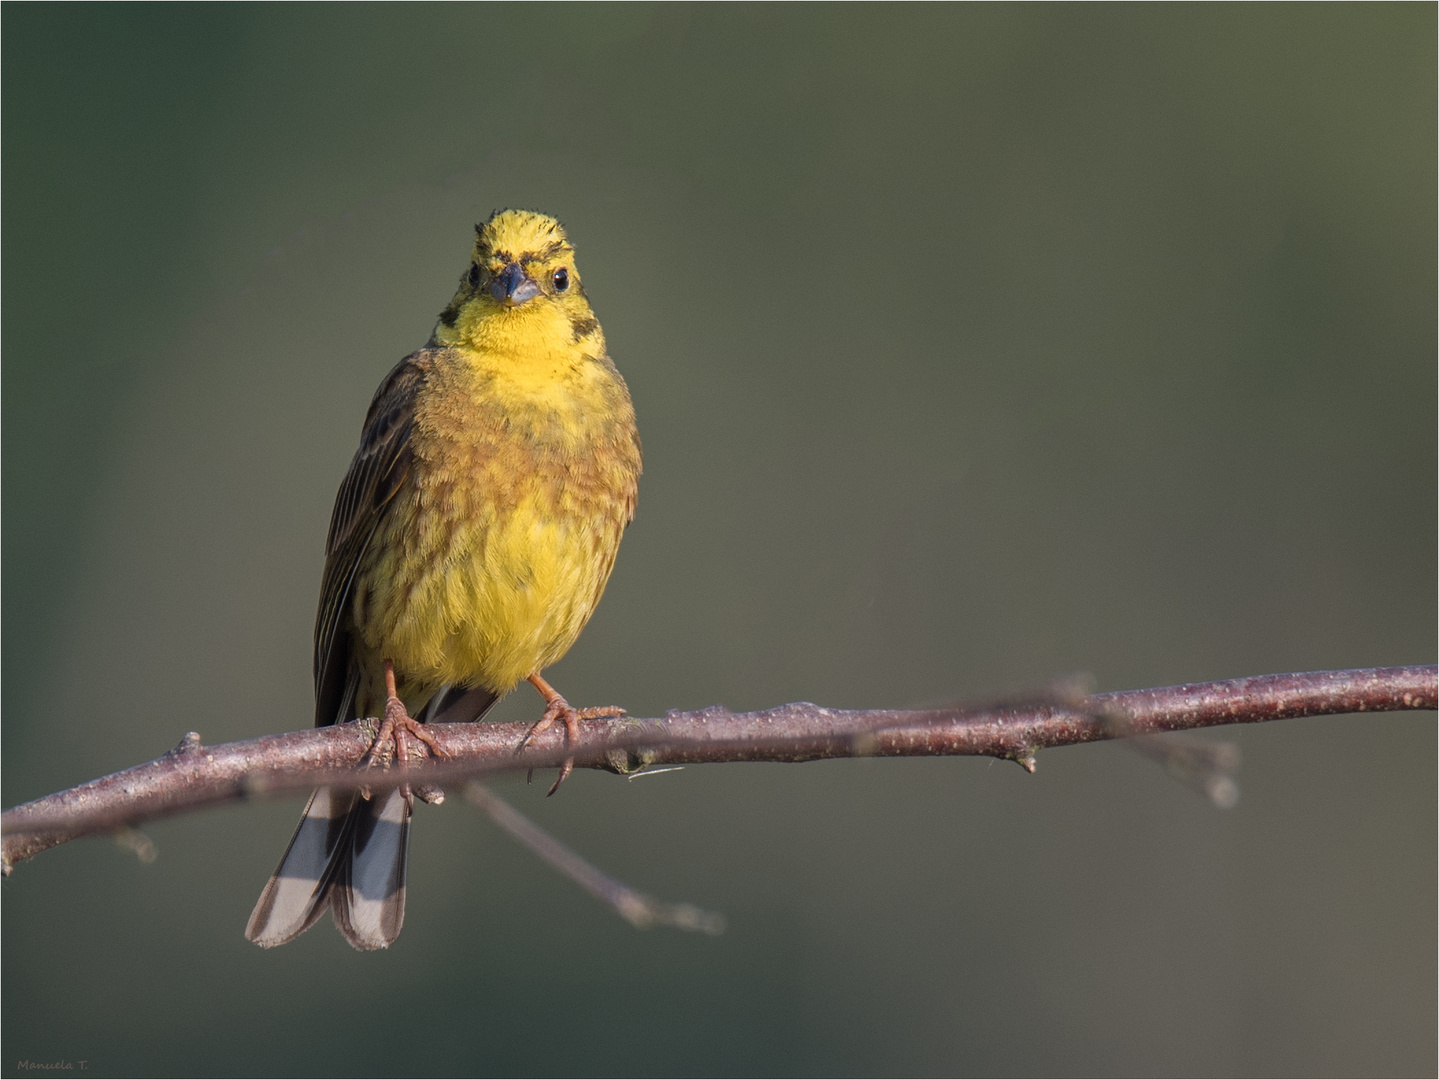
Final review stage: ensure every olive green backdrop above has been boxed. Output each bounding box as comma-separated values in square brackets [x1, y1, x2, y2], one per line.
[3, 5, 1434, 1077]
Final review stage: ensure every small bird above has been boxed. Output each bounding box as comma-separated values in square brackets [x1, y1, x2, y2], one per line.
[246, 210, 641, 950]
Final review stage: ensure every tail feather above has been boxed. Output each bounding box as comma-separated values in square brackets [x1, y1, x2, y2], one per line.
[330, 787, 410, 950]
[245, 787, 359, 947]
[425, 684, 500, 725]
[247, 683, 497, 950]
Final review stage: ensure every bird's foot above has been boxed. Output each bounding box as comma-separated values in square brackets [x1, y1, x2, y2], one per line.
[360, 695, 448, 809]
[517, 679, 626, 796]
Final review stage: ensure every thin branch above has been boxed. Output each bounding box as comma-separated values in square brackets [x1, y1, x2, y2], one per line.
[1123, 732, 1243, 808]
[3, 665, 1433, 873]
[465, 782, 724, 934]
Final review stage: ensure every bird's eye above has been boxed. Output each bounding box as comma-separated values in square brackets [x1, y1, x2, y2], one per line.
[467, 263, 480, 287]
[553, 267, 569, 292]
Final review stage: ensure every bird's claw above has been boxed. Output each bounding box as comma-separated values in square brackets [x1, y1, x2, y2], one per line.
[515, 696, 626, 795]
[359, 695, 448, 809]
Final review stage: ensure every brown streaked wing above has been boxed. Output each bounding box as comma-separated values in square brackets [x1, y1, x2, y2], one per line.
[312, 350, 434, 728]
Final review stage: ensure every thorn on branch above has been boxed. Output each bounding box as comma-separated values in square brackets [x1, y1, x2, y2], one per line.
[169, 732, 203, 757]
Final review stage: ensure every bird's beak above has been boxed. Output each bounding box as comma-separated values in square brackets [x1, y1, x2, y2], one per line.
[491, 262, 541, 307]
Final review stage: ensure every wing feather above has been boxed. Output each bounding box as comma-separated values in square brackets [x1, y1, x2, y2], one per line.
[313, 352, 434, 727]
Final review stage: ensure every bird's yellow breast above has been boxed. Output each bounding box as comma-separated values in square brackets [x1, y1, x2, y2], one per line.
[352, 339, 640, 703]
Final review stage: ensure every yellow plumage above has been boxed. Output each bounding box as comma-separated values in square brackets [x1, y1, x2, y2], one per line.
[248, 209, 640, 951]
[352, 210, 640, 710]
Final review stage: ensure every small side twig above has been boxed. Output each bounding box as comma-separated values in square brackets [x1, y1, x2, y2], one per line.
[464, 782, 724, 934]
[1125, 733, 1242, 808]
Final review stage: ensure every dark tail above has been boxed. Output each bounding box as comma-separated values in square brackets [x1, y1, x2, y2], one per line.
[245, 787, 409, 950]
[246, 685, 498, 949]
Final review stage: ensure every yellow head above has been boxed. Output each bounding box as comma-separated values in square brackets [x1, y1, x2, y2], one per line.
[433, 210, 602, 356]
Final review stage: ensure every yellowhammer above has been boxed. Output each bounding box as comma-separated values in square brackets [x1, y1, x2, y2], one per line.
[247, 210, 641, 950]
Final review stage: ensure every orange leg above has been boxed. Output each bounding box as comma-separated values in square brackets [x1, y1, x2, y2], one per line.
[518, 672, 625, 795]
[360, 660, 448, 808]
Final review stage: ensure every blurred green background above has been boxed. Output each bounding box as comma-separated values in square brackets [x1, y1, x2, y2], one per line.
[3, 5, 1434, 1077]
